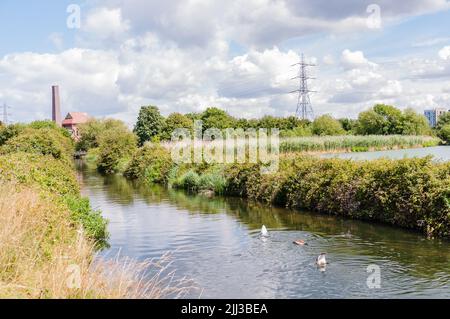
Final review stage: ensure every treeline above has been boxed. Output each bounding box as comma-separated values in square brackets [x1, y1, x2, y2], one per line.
[129, 104, 434, 146]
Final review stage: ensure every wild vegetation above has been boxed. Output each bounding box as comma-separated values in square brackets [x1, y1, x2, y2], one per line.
[280, 135, 440, 153]
[71, 104, 449, 238]
[0, 121, 194, 298]
[124, 146, 450, 238]
[130, 104, 434, 145]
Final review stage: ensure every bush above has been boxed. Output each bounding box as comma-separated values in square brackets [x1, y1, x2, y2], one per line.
[0, 152, 108, 243]
[124, 144, 173, 183]
[438, 124, 450, 144]
[312, 115, 346, 136]
[1, 127, 74, 162]
[76, 119, 126, 152]
[97, 128, 137, 174]
[227, 156, 450, 238]
[63, 195, 109, 246]
[0, 123, 25, 146]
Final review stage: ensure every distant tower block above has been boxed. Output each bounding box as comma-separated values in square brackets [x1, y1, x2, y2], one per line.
[52, 85, 62, 126]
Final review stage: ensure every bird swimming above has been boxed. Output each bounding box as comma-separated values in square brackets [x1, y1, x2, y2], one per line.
[316, 253, 327, 267]
[260, 225, 269, 237]
[293, 239, 308, 246]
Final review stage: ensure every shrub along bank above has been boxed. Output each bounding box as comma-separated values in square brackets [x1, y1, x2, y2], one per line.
[0, 121, 194, 298]
[123, 145, 450, 238]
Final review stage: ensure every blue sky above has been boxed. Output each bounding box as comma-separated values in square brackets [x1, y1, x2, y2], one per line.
[1, 0, 450, 124]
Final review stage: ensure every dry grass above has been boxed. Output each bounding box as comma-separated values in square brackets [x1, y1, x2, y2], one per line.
[0, 183, 197, 299]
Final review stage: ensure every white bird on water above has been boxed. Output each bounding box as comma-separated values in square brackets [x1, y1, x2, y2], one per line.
[316, 253, 327, 267]
[260, 225, 269, 237]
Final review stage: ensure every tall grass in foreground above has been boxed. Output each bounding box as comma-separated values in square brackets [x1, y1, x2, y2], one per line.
[0, 184, 197, 299]
[280, 135, 441, 153]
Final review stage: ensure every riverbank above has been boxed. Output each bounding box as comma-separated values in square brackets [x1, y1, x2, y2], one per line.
[0, 122, 192, 298]
[123, 144, 450, 239]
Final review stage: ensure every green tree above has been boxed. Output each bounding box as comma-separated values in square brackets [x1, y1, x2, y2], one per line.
[134, 106, 165, 146]
[97, 127, 137, 174]
[339, 118, 358, 132]
[200, 107, 235, 131]
[76, 119, 126, 151]
[437, 112, 450, 130]
[160, 113, 193, 140]
[400, 108, 431, 135]
[438, 124, 450, 143]
[312, 115, 345, 136]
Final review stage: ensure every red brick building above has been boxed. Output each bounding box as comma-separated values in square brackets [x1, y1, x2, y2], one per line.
[62, 112, 90, 141]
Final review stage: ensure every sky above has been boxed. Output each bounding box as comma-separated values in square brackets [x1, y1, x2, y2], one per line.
[1, 0, 450, 125]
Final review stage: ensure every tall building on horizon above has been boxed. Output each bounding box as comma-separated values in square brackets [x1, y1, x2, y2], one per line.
[424, 107, 448, 128]
[52, 85, 62, 127]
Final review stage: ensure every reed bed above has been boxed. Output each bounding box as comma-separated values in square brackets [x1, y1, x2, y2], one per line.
[280, 135, 440, 153]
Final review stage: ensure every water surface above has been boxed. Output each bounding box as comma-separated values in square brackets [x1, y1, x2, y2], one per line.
[77, 162, 450, 299]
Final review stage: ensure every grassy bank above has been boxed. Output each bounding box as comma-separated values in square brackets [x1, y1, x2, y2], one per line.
[280, 135, 441, 154]
[124, 145, 450, 239]
[0, 122, 193, 298]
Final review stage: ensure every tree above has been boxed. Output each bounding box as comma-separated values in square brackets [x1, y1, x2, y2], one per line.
[339, 118, 358, 132]
[97, 127, 137, 174]
[372, 104, 403, 134]
[77, 118, 126, 151]
[134, 106, 165, 146]
[312, 115, 345, 136]
[437, 112, 450, 130]
[400, 108, 431, 135]
[438, 124, 450, 143]
[160, 113, 193, 140]
[200, 107, 235, 131]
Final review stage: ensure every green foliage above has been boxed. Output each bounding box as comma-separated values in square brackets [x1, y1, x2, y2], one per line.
[222, 156, 450, 238]
[1, 127, 74, 162]
[0, 123, 25, 146]
[357, 104, 431, 136]
[97, 127, 137, 174]
[438, 124, 450, 143]
[160, 113, 193, 140]
[339, 118, 358, 132]
[400, 109, 432, 135]
[436, 112, 450, 130]
[29, 120, 71, 138]
[280, 135, 440, 153]
[312, 115, 346, 136]
[134, 106, 165, 146]
[124, 144, 173, 183]
[0, 152, 79, 196]
[76, 119, 126, 152]
[200, 107, 236, 131]
[63, 195, 109, 246]
[280, 126, 313, 138]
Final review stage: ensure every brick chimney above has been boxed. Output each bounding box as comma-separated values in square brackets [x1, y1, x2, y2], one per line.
[52, 85, 62, 126]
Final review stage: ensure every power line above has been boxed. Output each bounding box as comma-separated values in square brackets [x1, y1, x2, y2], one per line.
[2, 103, 12, 125]
[290, 53, 316, 120]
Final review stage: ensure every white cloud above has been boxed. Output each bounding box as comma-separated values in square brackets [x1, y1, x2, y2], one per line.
[439, 46, 450, 60]
[83, 7, 130, 40]
[341, 49, 377, 70]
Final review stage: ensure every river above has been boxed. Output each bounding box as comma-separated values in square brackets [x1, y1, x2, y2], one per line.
[76, 151, 450, 298]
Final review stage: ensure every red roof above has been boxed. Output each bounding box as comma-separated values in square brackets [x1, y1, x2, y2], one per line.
[62, 112, 90, 126]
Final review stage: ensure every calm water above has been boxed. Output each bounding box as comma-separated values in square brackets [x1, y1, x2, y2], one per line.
[322, 146, 450, 161]
[77, 162, 450, 299]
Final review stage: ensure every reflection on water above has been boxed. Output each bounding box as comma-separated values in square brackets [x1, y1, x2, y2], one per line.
[321, 146, 450, 161]
[77, 161, 450, 299]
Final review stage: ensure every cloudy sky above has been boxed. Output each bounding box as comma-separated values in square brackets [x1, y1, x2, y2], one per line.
[1, 0, 450, 125]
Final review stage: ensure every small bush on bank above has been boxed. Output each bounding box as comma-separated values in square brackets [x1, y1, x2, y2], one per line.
[97, 128, 137, 174]
[0, 127, 74, 162]
[124, 144, 173, 184]
[0, 123, 25, 146]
